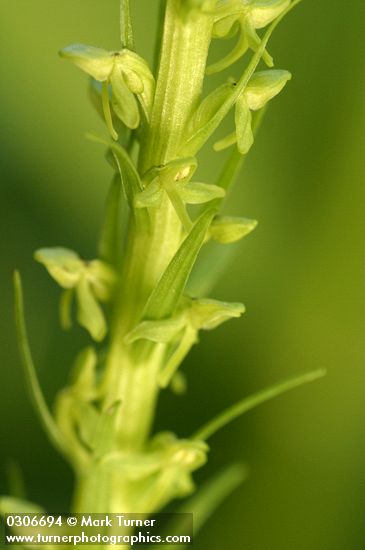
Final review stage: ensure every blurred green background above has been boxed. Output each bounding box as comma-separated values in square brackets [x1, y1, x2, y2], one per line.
[1, 1, 365, 549]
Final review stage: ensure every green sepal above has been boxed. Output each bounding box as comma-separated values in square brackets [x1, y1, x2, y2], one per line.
[179, 182, 225, 204]
[144, 209, 216, 320]
[59, 288, 73, 330]
[246, 69, 292, 110]
[235, 94, 254, 154]
[212, 14, 240, 39]
[189, 298, 245, 330]
[210, 216, 258, 243]
[75, 276, 107, 342]
[191, 83, 234, 134]
[86, 260, 115, 301]
[34, 248, 83, 288]
[110, 66, 140, 129]
[249, 0, 291, 29]
[59, 44, 114, 81]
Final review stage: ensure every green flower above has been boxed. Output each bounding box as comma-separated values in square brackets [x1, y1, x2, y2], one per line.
[59, 44, 154, 138]
[134, 157, 225, 230]
[208, 0, 290, 74]
[34, 248, 115, 341]
[214, 69, 291, 154]
[126, 296, 245, 388]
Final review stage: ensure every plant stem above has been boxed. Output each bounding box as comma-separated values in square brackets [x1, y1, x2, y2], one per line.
[72, 0, 215, 512]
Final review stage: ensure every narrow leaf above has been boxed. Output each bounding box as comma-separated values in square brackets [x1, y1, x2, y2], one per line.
[98, 176, 123, 265]
[144, 209, 216, 320]
[193, 369, 326, 441]
[13, 272, 69, 460]
[163, 464, 247, 550]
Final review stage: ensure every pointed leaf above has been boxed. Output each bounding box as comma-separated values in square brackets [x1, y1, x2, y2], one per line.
[13, 272, 69, 460]
[193, 369, 326, 441]
[210, 216, 258, 244]
[144, 209, 216, 320]
[59, 44, 113, 81]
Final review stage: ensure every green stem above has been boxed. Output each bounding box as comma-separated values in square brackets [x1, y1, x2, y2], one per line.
[100, 0, 215, 453]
